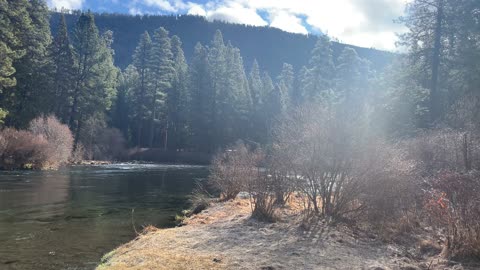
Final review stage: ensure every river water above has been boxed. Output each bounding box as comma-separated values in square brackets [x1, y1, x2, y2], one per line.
[0, 164, 208, 270]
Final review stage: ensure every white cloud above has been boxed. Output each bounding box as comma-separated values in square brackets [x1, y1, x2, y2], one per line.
[47, 0, 84, 10]
[131, 0, 410, 50]
[129, 7, 144, 15]
[143, 0, 177, 12]
[206, 2, 268, 26]
[269, 10, 308, 35]
[187, 4, 207, 16]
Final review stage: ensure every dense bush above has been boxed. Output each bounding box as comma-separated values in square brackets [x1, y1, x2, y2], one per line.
[0, 116, 73, 170]
[426, 171, 480, 259]
[0, 128, 49, 170]
[404, 129, 480, 258]
[29, 115, 73, 166]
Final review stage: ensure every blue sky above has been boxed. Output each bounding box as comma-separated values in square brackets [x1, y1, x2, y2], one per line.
[46, 0, 411, 51]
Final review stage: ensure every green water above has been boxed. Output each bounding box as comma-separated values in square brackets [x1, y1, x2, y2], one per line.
[0, 164, 208, 270]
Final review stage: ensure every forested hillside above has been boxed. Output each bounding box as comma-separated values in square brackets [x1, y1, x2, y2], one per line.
[50, 12, 394, 76]
[1, 0, 479, 164]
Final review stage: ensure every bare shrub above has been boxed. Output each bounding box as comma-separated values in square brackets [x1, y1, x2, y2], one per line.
[356, 141, 420, 226]
[29, 115, 73, 167]
[80, 115, 127, 160]
[0, 128, 50, 170]
[70, 143, 86, 163]
[209, 141, 278, 221]
[425, 171, 480, 259]
[403, 128, 480, 174]
[265, 151, 296, 206]
[274, 104, 419, 223]
[208, 141, 259, 201]
[274, 105, 358, 218]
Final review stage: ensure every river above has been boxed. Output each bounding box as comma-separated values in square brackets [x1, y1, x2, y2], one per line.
[0, 163, 208, 270]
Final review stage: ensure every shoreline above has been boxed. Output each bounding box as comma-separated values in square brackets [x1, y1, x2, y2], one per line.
[96, 199, 464, 270]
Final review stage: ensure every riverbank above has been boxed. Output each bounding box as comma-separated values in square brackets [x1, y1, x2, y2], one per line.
[97, 198, 469, 270]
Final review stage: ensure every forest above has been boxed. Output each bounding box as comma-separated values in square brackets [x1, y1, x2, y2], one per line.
[1, 0, 480, 264]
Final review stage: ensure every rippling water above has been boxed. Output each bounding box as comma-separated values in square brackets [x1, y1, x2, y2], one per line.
[0, 164, 208, 270]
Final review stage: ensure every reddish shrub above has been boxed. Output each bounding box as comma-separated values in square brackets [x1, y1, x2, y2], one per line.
[425, 171, 480, 259]
[0, 128, 50, 170]
[29, 115, 73, 167]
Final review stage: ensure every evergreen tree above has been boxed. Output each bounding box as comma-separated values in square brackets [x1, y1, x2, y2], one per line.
[262, 71, 275, 138]
[208, 30, 228, 148]
[301, 35, 336, 103]
[249, 59, 263, 109]
[336, 47, 365, 103]
[50, 13, 76, 122]
[167, 35, 189, 150]
[147, 27, 174, 147]
[399, 0, 453, 123]
[69, 12, 118, 147]
[277, 63, 295, 109]
[4, 0, 52, 127]
[113, 65, 139, 141]
[248, 59, 265, 143]
[0, 0, 31, 123]
[131, 31, 152, 146]
[189, 42, 213, 152]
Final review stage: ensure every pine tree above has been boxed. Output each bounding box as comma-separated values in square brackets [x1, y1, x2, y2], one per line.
[0, 0, 25, 91]
[0, 0, 31, 123]
[50, 13, 76, 122]
[336, 47, 371, 112]
[249, 59, 263, 108]
[131, 31, 152, 146]
[277, 63, 294, 109]
[262, 71, 276, 139]
[248, 59, 265, 143]
[168, 35, 189, 150]
[301, 35, 336, 103]
[208, 30, 228, 148]
[4, 0, 52, 127]
[147, 27, 174, 147]
[399, 0, 452, 123]
[114, 65, 139, 141]
[189, 42, 213, 152]
[69, 12, 118, 147]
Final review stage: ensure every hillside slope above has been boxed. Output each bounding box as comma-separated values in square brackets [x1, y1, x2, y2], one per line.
[50, 13, 394, 75]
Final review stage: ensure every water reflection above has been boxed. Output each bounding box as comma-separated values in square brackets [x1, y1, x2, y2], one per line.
[0, 164, 208, 270]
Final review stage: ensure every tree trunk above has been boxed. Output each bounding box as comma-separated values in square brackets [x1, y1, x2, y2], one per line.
[430, 0, 444, 124]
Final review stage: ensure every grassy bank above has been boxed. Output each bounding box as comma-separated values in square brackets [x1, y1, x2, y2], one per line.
[96, 198, 472, 270]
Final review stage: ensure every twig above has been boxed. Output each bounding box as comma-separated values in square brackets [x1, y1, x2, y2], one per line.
[131, 208, 139, 235]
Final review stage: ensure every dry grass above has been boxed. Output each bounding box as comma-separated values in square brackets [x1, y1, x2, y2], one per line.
[97, 228, 226, 270]
[98, 197, 449, 270]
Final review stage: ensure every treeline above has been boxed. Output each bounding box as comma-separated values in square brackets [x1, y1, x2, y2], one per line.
[113, 29, 376, 152]
[0, 0, 377, 154]
[50, 11, 393, 76]
[1, 0, 479, 157]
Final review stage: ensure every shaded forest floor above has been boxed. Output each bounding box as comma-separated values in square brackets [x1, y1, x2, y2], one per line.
[97, 199, 475, 270]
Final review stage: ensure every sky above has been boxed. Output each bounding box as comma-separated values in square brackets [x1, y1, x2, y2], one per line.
[46, 0, 411, 51]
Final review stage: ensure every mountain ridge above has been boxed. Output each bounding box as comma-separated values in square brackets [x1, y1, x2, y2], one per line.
[50, 12, 394, 75]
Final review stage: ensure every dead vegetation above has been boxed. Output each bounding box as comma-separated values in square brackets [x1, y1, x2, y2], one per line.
[0, 115, 73, 170]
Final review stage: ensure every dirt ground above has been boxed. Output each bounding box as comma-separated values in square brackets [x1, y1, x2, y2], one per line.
[97, 199, 475, 270]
